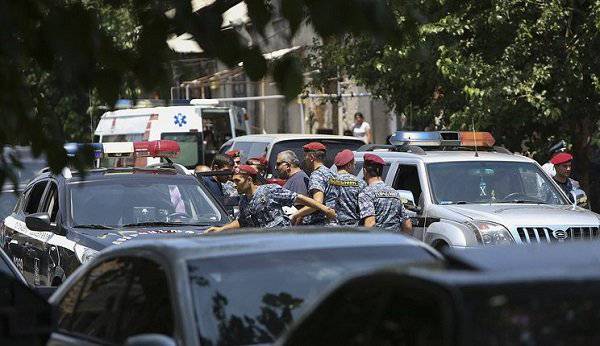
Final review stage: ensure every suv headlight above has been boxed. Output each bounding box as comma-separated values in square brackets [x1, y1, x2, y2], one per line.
[74, 245, 98, 264]
[466, 220, 514, 246]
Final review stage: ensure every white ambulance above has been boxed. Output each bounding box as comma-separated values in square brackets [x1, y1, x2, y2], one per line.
[94, 102, 248, 168]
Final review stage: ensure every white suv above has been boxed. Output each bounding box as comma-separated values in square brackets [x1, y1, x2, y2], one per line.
[353, 131, 599, 249]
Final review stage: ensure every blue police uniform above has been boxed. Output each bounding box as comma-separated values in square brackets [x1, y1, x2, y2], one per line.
[223, 180, 238, 197]
[304, 165, 337, 225]
[330, 172, 366, 226]
[238, 184, 297, 228]
[359, 181, 408, 231]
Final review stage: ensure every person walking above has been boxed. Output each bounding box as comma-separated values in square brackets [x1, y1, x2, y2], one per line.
[206, 165, 335, 232]
[359, 154, 412, 234]
[330, 149, 365, 226]
[352, 112, 372, 144]
[296, 142, 337, 225]
[277, 150, 309, 197]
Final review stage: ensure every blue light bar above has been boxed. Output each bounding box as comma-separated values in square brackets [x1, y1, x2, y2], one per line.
[389, 131, 442, 146]
[64, 143, 103, 159]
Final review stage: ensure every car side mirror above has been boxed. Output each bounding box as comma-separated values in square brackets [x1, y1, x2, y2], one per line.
[571, 189, 590, 209]
[222, 196, 240, 218]
[124, 334, 176, 346]
[25, 213, 51, 232]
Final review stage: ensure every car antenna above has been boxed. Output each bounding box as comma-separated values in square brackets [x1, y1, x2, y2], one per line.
[471, 117, 479, 158]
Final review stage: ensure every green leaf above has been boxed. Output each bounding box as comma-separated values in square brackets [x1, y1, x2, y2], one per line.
[281, 0, 304, 36]
[273, 54, 303, 102]
[242, 46, 268, 81]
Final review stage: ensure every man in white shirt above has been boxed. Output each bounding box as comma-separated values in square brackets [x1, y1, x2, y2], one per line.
[352, 112, 372, 144]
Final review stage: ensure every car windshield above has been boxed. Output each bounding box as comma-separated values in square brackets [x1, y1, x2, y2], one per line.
[427, 161, 568, 205]
[187, 245, 437, 345]
[68, 176, 223, 228]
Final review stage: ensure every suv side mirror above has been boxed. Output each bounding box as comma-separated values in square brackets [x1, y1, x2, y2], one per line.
[397, 190, 420, 212]
[571, 189, 590, 209]
[125, 334, 176, 346]
[25, 213, 51, 232]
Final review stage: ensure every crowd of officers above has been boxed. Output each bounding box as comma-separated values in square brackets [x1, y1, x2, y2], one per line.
[202, 142, 412, 234]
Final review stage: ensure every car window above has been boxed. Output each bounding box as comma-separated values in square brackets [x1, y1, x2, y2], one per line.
[188, 245, 438, 345]
[393, 165, 422, 203]
[427, 161, 567, 205]
[247, 142, 269, 160]
[59, 257, 133, 343]
[114, 258, 174, 341]
[161, 132, 202, 168]
[231, 142, 252, 162]
[68, 176, 223, 227]
[24, 181, 47, 214]
[42, 182, 59, 222]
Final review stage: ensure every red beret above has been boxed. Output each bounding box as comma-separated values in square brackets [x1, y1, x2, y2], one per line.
[226, 149, 240, 158]
[334, 149, 355, 167]
[550, 152, 573, 165]
[257, 155, 268, 165]
[363, 153, 385, 165]
[303, 142, 327, 151]
[236, 164, 258, 176]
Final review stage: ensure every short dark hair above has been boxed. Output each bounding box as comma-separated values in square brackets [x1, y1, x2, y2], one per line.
[355, 112, 364, 119]
[212, 154, 233, 169]
[308, 150, 326, 162]
[364, 162, 383, 177]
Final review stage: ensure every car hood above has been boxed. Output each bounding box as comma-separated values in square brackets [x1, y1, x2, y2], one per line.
[442, 204, 599, 228]
[73, 226, 209, 250]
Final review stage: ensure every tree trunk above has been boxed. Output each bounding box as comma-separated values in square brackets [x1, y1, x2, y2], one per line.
[571, 116, 592, 193]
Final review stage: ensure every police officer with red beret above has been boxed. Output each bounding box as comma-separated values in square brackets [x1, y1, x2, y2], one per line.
[330, 149, 366, 226]
[206, 165, 335, 232]
[550, 152, 581, 201]
[358, 154, 412, 234]
[296, 142, 338, 225]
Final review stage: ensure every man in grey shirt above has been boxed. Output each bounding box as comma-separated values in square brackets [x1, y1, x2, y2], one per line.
[276, 150, 309, 198]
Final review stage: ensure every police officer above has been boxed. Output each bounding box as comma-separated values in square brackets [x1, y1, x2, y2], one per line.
[330, 149, 365, 226]
[296, 142, 337, 225]
[199, 154, 235, 201]
[206, 165, 335, 232]
[358, 154, 412, 234]
[550, 152, 581, 200]
[226, 149, 241, 167]
[247, 155, 268, 184]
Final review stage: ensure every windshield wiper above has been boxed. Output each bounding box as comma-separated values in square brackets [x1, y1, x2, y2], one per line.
[73, 224, 116, 230]
[497, 200, 548, 204]
[121, 221, 210, 227]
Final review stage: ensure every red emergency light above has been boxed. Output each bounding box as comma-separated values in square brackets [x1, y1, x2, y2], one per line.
[459, 132, 495, 147]
[133, 140, 180, 158]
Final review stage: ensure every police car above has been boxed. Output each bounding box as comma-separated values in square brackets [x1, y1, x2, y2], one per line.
[0, 140, 228, 287]
[353, 131, 600, 249]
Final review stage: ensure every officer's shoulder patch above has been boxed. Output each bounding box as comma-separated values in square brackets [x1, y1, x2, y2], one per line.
[328, 178, 360, 187]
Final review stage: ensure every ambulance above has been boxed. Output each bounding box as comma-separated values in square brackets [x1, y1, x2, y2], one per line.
[94, 101, 248, 168]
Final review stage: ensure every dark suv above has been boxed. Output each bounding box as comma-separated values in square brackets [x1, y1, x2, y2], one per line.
[0, 166, 228, 286]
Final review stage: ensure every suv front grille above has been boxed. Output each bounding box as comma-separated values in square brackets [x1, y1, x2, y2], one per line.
[517, 227, 600, 243]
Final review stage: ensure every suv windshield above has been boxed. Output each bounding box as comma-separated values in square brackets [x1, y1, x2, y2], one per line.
[68, 176, 223, 227]
[188, 245, 437, 345]
[427, 161, 567, 205]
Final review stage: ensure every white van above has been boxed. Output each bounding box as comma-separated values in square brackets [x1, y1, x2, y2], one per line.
[94, 104, 248, 168]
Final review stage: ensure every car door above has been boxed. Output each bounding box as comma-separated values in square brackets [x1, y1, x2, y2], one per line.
[38, 180, 64, 286]
[49, 256, 177, 346]
[392, 164, 425, 239]
[4, 179, 48, 285]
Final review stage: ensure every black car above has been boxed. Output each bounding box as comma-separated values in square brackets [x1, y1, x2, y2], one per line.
[281, 242, 600, 346]
[0, 165, 229, 287]
[48, 230, 441, 346]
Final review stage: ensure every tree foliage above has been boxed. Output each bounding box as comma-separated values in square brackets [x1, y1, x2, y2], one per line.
[312, 0, 600, 191]
[0, 0, 399, 186]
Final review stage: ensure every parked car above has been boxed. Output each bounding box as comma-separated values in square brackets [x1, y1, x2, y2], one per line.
[219, 134, 365, 178]
[353, 131, 600, 249]
[280, 241, 600, 346]
[48, 229, 441, 346]
[1, 158, 229, 287]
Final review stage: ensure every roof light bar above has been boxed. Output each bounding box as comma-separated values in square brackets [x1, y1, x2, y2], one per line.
[439, 131, 461, 146]
[459, 132, 495, 147]
[103, 142, 135, 158]
[389, 131, 442, 147]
